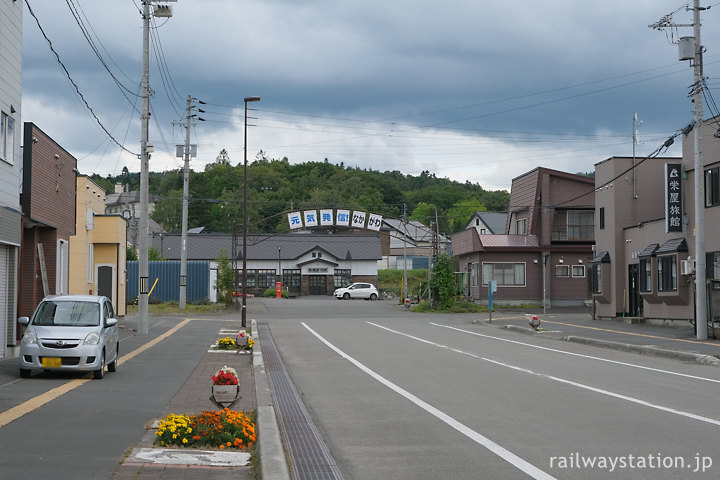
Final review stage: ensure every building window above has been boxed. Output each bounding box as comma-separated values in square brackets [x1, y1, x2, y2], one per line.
[572, 265, 585, 277]
[599, 207, 605, 230]
[334, 269, 351, 287]
[640, 258, 652, 292]
[1, 112, 15, 164]
[480, 228, 486, 234]
[705, 166, 720, 207]
[591, 264, 602, 294]
[242, 269, 256, 287]
[482, 262, 525, 286]
[555, 265, 569, 277]
[475, 219, 480, 226]
[257, 269, 275, 288]
[282, 269, 301, 287]
[567, 210, 594, 240]
[470, 262, 479, 287]
[516, 218, 527, 234]
[657, 255, 677, 291]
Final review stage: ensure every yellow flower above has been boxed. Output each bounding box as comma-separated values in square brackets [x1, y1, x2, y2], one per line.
[182, 438, 188, 444]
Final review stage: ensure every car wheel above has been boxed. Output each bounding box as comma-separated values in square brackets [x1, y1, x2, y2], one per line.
[107, 344, 118, 373]
[93, 352, 105, 379]
[343, 293, 350, 300]
[370, 293, 377, 301]
[20, 368, 31, 378]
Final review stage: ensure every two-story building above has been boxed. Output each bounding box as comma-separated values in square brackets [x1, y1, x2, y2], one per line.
[378, 219, 446, 270]
[0, 0, 23, 357]
[452, 167, 595, 306]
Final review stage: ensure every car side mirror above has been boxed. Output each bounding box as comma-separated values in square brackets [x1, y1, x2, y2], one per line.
[18, 317, 29, 326]
[105, 318, 118, 328]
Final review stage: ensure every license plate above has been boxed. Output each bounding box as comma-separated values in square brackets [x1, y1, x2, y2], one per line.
[42, 357, 62, 368]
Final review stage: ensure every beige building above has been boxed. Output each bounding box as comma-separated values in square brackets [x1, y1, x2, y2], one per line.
[69, 176, 127, 316]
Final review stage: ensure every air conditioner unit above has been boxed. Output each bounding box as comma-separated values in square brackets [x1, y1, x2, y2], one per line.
[680, 259, 695, 275]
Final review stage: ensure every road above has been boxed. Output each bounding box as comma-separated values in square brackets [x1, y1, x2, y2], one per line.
[260, 297, 720, 480]
[0, 314, 235, 480]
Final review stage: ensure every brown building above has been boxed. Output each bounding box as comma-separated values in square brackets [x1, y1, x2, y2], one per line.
[18, 124, 78, 326]
[452, 167, 595, 306]
[592, 118, 720, 327]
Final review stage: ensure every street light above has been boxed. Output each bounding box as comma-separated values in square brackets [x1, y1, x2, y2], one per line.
[242, 96, 260, 328]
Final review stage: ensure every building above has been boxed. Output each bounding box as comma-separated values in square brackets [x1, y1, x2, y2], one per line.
[0, 0, 22, 356]
[591, 118, 720, 328]
[18, 124, 78, 327]
[153, 232, 382, 297]
[69, 176, 127, 315]
[379, 219, 447, 270]
[465, 211, 507, 235]
[105, 185, 163, 250]
[452, 167, 595, 306]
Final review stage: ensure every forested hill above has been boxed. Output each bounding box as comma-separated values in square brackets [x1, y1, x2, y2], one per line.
[91, 156, 509, 236]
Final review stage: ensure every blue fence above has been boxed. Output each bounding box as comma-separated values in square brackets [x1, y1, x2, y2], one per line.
[126, 261, 210, 304]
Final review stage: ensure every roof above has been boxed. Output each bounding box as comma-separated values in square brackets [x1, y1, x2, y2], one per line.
[467, 211, 507, 233]
[478, 234, 539, 248]
[105, 190, 159, 206]
[383, 219, 447, 242]
[655, 238, 688, 255]
[637, 243, 659, 258]
[154, 233, 382, 261]
[590, 251, 610, 263]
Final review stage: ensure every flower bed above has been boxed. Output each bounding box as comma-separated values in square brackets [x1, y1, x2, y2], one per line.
[155, 408, 256, 450]
[212, 365, 238, 385]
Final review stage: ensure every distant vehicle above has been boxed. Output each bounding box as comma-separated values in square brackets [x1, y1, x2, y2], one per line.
[18, 295, 120, 380]
[334, 283, 379, 300]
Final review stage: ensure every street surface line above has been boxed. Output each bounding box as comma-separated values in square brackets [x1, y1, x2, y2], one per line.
[430, 322, 720, 384]
[0, 318, 192, 429]
[302, 322, 558, 480]
[371, 322, 720, 428]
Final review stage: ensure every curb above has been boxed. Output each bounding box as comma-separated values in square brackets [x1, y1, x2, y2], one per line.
[561, 335, 720, 366]
[252, 319, 292, 480]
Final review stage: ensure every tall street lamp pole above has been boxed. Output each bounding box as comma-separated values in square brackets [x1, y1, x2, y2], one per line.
[242, 96, 260, 328]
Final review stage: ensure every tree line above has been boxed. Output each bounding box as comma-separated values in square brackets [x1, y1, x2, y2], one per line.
[91, 151, 510, 236]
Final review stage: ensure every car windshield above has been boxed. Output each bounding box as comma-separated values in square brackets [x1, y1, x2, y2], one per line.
[32, 301, 100, 327]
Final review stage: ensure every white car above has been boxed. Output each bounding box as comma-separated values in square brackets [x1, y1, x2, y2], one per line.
[18, 295, 120, 379]
[334, 282, 379, 300]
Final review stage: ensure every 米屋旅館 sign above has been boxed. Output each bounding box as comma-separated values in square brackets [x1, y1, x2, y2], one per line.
[287, 209, 382, 231]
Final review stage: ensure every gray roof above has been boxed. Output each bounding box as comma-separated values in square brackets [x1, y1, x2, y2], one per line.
[105, 190, 159, 206]
[467, 211, 507, 234]
[656, 238, 688, 255]
[383, 219, 447, 242]
[153, 233, 382, 261]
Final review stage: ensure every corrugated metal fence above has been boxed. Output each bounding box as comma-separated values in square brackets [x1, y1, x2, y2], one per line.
[126, 261, 210, 304]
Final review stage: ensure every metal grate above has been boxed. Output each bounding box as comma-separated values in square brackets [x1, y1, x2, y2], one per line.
[259, 323, 344, 480]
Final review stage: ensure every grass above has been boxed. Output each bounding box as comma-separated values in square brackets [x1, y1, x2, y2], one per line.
[126, 301, 229, 315]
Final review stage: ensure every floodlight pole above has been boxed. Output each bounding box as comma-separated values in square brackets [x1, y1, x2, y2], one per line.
[242, 96, 261, 328]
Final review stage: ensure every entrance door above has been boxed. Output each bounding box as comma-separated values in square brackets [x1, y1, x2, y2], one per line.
[309, 275, 327, 295]
[628, 264, 642, 317]
[97, 264, 115, 306]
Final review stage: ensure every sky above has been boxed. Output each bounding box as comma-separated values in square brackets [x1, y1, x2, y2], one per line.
[19, 0, 720, 191]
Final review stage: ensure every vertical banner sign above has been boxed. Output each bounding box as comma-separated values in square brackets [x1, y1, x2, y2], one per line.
[288, 212, 303, 229]
[336, 209, 350, 226]
[367, 213, 383, 231]
[351, 211, 367, 228]
[320, 209, 334, 226]
[665, 163, 682, 233]
[304, 210, 318, 227]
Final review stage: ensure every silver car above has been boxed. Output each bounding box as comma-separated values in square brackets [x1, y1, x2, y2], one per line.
[334, 282, 379, 300]
[19, 295, 120, 380]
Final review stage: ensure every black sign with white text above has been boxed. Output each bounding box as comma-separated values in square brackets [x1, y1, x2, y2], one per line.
[665, 163, 682, 233]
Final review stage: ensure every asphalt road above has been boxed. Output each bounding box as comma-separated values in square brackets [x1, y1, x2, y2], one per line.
[0, 314, 238, 480]
[260, 297, 720, 480]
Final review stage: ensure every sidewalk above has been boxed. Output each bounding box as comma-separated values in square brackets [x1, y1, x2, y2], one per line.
[482, 307, 720, 364]
[113, 329, 257, 479]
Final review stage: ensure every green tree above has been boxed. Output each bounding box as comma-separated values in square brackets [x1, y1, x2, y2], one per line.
[409, 202, 436, 222]
[431, 254, 455, 310]
[148, 246, 163, 261]
[447, 198, 486, 234]
[126, 245, 137, 261]
[215, 248, 234, 306]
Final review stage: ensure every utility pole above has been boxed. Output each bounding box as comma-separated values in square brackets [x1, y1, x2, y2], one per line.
[632, 113, 642, 199]
[650, 0, 707, 339]
[179, 95, 192, 309]
[137, 1, 151, 335]
[402, 203, 408, 303]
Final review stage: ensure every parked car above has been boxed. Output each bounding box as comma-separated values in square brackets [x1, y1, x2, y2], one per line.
[334, 283, 379, 300]
[18, 295, 120, 380]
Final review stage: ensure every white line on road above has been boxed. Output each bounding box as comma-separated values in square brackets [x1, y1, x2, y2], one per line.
[369, 322, 720, 428]
[430, 322, 720, 384]
[301, 322, 558, 480]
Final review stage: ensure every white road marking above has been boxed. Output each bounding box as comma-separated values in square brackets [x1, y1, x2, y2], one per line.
[301, 322, 558, 480]
[369, 322, 720, 428]
[430, 322, 720, 384]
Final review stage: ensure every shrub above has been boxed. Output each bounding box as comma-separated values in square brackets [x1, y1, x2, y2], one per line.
[263, 288, 288, 298]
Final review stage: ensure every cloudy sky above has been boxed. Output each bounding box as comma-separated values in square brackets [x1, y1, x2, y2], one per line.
[20, 0, 720, 191]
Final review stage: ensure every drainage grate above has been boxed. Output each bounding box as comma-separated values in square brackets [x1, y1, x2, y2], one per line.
[259, 323, 344, 480]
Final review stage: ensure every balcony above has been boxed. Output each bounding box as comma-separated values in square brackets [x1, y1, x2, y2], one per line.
[551, 226, 594, 242]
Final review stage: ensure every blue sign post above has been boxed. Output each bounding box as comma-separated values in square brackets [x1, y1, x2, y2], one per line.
[488, 280, 497, 322]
